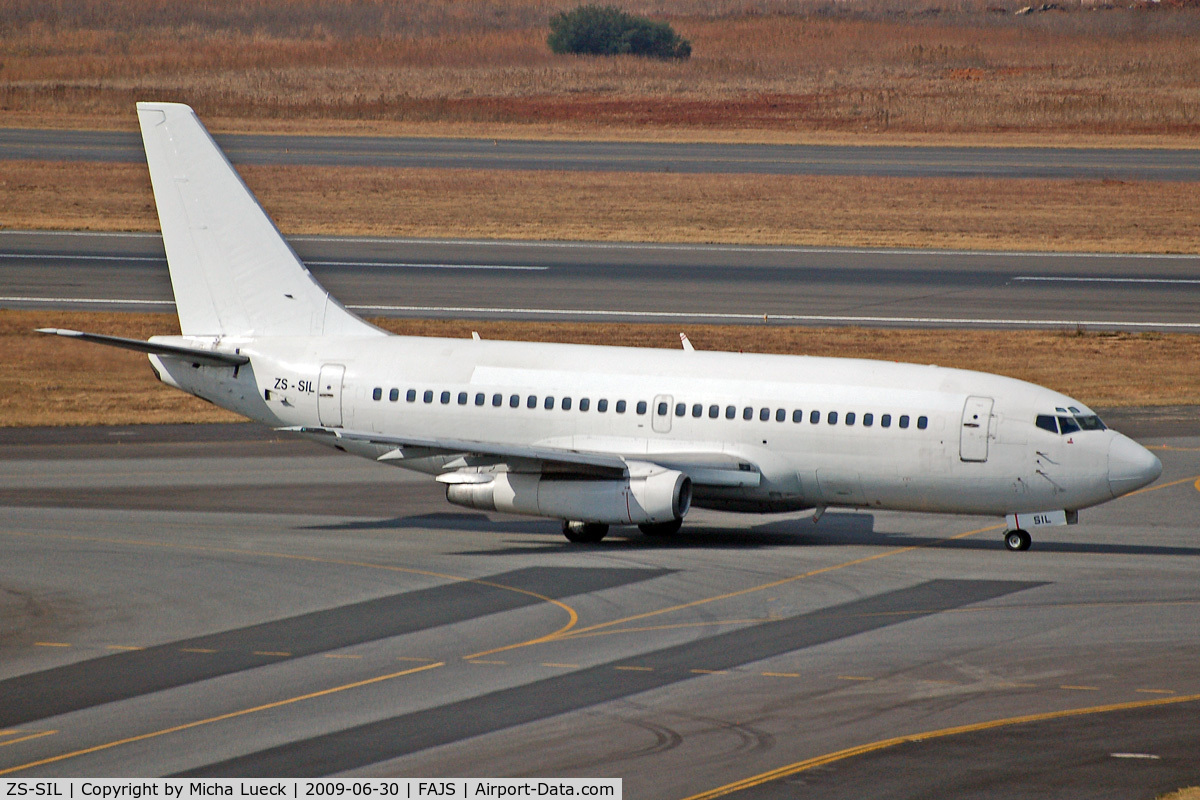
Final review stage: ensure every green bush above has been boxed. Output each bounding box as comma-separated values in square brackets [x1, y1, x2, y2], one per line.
[548, 5, 691, 60]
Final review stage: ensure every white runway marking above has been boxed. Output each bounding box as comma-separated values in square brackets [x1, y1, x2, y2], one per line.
[6, 296, 1199, 329]
[298, 235, 1200, 260]
[0, 296, 174, 306]
[345, 303, 1200, 329]
[0, 254, 544, 271]
[1110, 753, 1161, 760]
[0, 254, 164, 262]
[307, 261, 547, 271]
[1014, 276, 1200, 285]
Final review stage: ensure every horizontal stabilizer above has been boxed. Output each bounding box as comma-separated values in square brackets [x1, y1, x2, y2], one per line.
[36, 328, 249, 367]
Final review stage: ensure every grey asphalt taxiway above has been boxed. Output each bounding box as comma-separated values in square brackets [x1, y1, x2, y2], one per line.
[1, 420, 1198, 796]
[3, 230, 1200, 330]
[4, 127, 1200, 181]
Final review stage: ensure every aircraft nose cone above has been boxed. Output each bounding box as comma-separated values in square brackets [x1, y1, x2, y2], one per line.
[1108, 434, 1162, 498]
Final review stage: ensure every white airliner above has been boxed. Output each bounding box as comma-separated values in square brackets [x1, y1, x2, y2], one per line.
[41, 103, 1162, 550]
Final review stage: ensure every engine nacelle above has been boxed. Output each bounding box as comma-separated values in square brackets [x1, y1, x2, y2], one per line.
[444, 465, 691, 525]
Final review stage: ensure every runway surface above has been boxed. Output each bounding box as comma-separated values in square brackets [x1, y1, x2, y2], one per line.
[3, 128, 1200, 181]
[1, 419, 1198, 796]
[3, 230, 1200, 330]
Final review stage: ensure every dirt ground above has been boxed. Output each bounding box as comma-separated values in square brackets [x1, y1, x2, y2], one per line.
[6, 160, 1200, 254]
[4, 1, 1200, 143]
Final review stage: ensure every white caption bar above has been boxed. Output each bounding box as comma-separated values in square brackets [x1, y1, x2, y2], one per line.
[0, 781, 621, 800]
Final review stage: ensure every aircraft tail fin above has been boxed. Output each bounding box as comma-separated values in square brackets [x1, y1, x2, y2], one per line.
[136, 102, 382, 339]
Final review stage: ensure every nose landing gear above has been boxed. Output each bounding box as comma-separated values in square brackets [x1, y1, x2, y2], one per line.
[1005, 529, 1032, 551]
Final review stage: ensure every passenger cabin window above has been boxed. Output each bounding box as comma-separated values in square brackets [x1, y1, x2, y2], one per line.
[579, 398, 589, 411]
[509, 394, 519, 408]
[597, 399, 607, 412]
[563, 397, 572, 411]
[828, 411, 838, 425]
[424, 390, 434, 404]
[527, 395, 537, 409]
[881, 414, 891, 428]
[658, 402, 669, 416]
[692, 404, 703, 418]
[618, 400, 629, 414]
[810, 410, 820, 424]
[899, 415, 909, 429]
[760, 407, 770, 421]
[775, 408, 786, 422]
[726, 405, 736, 420]
[743, 407, 754, 421]
[389, 388, 399, 402]
[792, 409, 803, 423]
[372, 387, 382, 401]
[544, 396, 555, 410]
[846, 412, 856, 426]
[709, 405, 720, 419]
[863, 413, 873, 427]
[407, 389, 417, 402]
[492, 393, 502, 407]
[675, 403, 686, 417]
[475, 393, 485, 406]
[441, 391, 451, 404]
[917, 415, 928, 430]
[458, 392, 468, 405]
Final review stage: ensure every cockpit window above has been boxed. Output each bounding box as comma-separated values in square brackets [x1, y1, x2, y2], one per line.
[1038, 411, 1106, 435]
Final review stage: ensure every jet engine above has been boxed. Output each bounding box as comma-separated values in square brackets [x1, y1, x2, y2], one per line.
[443, 463, 691, 525]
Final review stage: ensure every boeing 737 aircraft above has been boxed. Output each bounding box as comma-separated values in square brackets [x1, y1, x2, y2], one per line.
[41, 103, 1163, 549]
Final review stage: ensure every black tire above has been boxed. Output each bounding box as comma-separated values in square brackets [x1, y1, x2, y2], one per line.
[638, 519, 683, 537]
[1005, 529, 1032, 551]
[562, 521, 609, 543]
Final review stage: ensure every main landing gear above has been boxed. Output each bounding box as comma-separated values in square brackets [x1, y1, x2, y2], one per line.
[1005, 529, 1032, 552]
[562, 520, 609, 543]
[560, 518, 685, 543]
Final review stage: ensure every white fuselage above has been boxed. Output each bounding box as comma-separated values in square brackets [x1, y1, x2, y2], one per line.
[151, 333, 1143, 519]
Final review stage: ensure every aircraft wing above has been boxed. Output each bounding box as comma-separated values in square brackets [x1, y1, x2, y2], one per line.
[281, 426, 630, 477]
[281, 426, 760, 486]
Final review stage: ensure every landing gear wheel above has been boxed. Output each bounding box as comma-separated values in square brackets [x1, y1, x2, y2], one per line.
[1005, 529, 1032, 552]
[638, 518, 683, 537]
[562, 520, 609, 543]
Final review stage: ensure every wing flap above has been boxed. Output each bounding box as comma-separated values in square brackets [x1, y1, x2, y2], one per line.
[281, 426, 629, 477]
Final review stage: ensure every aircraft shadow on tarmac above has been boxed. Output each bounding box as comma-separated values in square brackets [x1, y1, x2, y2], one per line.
[310, 510, 1200, 558]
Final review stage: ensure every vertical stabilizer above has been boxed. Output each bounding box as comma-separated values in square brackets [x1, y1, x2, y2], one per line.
[136, 102, 382, 338]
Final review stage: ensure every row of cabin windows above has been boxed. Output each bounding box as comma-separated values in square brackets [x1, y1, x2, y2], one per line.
[369, 386, 928, 430]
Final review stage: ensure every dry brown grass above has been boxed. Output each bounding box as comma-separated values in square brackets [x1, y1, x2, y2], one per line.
[6, 159, 1200, 253]
[4, 0, 1200, 140]
[5, 309, 1198, 427]
[1159, 790, 1200, 800]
